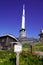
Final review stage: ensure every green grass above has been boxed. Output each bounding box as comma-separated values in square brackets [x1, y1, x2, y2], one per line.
[0, 42, 43, 65]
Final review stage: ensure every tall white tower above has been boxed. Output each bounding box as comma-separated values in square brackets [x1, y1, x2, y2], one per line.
[22, 4, 25, 29]
[19, 4, 26, 38]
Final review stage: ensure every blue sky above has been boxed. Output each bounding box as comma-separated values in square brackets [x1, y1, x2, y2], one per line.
[0, 0, 43, 38]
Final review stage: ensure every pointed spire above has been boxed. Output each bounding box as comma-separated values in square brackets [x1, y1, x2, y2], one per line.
[23, 4, 25, 16]
[21, 4, 25, 29]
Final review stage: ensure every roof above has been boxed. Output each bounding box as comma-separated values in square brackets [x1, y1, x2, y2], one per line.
[0, 34, 18, 41]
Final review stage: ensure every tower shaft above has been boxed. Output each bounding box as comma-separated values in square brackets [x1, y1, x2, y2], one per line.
[19, 4, 26, 38]
[22, 4, 25, 29]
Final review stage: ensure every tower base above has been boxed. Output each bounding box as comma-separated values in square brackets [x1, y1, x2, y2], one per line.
[19, 29, 26, 38]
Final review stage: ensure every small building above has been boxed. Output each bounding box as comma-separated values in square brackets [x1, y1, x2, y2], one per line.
[0, 34, 18, 49]
[39, 30, 43, 42]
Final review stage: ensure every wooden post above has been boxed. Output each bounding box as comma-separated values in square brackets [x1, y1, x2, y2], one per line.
[30, 45, 32, 54]
[16, 52, 19, 65]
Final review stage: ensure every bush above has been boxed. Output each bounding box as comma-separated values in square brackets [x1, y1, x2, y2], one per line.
[19, 51, 43, 65]
[0, 48, 43, 65]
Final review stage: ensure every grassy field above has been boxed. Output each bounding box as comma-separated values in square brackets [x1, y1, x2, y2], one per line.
[22, 42, 43, 51]
[0, 42, 43, 65]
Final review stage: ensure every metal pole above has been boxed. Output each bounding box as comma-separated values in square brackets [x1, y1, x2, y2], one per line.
[16, 52, 19, 65]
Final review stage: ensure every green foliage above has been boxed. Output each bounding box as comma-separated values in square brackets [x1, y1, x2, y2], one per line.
[33, 42, 43, 51]
[19, 51, 43, 65]
[0, 49, 16, 65]
[0, 48, 43, 65]
[22, 43, 30, 48]
[22, 43, 30, 52]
